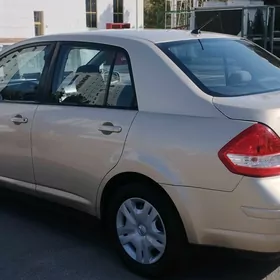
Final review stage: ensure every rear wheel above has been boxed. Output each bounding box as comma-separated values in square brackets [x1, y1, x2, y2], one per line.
[106, 182, 189, 278]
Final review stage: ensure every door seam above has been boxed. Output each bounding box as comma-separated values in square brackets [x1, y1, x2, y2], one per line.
[30, 104, 39, 187]
[95, 111, 139, 208]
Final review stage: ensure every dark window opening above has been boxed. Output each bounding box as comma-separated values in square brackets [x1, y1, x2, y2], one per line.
[113, 0, 123, 23]
[34, 11, 44, 36]
[86, 0, 97, 28]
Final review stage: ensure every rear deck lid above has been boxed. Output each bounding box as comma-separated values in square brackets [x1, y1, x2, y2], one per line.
[213, 91, 280, 136]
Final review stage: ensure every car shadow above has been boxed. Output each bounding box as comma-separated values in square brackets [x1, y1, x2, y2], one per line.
[0, 188, 279, 280]
[175, 247, 280, 280]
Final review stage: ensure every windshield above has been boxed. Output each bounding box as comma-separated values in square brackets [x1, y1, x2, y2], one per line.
[157, 38, 280, 97]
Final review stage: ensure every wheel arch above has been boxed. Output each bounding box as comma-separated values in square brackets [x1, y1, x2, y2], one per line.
[97, 171, 196, 243]
[99, 172, 164, 220]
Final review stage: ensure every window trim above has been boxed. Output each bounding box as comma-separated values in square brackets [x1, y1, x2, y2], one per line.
[86, 0, 97, 28]
[0, 42, 56, 104]
[104, 51, 118, 104]
[44, 41, 138, 111]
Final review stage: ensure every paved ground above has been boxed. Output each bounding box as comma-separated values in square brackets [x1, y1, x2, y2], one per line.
[0, 188, 280, 280]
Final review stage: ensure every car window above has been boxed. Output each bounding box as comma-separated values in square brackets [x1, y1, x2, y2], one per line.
[106, 52, 136, 108]
[64, 48, 100, 72]
[51, 44, 137, 109]
[157, 38, 280, 97]
[0, 45, 51, 101]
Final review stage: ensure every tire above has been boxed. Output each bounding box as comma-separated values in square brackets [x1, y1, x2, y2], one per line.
[106, 182, 189, 278]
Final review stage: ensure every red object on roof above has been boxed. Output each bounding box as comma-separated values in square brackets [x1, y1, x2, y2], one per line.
[106, 23, 130, 29]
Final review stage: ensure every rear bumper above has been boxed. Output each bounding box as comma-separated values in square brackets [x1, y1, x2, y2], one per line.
[162, 176, 280, 253]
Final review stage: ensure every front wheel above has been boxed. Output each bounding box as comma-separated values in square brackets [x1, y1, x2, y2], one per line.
[106, 183, 189, 278]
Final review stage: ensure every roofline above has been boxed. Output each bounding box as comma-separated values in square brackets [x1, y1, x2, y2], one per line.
[0, 30, 241, 50]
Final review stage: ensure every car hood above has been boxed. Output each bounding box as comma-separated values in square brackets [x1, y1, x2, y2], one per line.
[213, 91, 280, 136]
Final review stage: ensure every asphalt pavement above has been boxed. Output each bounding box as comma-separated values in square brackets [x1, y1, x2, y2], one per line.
[0, 187, 280, 280]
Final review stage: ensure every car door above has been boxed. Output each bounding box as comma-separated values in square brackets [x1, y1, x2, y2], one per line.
[32, 42, 138, 206]
[0, 43, 53, 189]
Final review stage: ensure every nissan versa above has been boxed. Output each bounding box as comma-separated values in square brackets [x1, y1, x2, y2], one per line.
[0, 29, 280, 277]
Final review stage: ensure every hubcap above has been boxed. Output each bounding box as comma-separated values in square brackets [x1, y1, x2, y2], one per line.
[116, 198, 166, 265]
[137, 224, 147, 236]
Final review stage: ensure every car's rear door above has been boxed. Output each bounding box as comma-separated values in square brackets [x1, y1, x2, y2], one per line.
[0, 43, 54, 190]
[32, 42, 138, 206]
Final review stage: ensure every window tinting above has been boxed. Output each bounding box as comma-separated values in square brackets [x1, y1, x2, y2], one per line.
[52, 44, 137, 109]
[107, 52, 135, 108]
[158, 38, 280, 97]
[0, 45, 50, 101]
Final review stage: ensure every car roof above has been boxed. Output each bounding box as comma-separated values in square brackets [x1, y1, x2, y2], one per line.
[16, 29, 238, 46]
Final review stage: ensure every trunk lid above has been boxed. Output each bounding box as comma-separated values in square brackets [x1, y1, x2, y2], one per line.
[213, 91, 280, 136]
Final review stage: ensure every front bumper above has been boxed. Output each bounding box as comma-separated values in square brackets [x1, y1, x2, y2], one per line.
[162, 176, 280, 253]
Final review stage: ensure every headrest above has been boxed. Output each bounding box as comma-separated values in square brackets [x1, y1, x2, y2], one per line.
[76, 65, 100, 74]
[228, 70, 252, 85]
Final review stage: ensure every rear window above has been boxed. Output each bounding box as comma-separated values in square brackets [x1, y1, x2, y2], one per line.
[157, 38, 280, 97]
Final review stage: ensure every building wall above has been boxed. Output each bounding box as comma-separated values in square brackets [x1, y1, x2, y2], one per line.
[123, 0, 144, 28]
[0, 0, 144, 42]
[0, 0, 86, 39]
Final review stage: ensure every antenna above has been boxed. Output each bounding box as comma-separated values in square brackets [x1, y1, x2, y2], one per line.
[191, 13, 219, 35]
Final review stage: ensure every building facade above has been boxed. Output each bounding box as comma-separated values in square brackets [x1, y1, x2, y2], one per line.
[0, 0, 144, 44]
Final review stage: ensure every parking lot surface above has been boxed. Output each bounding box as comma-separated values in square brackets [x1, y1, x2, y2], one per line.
[0, 188, 280, 280]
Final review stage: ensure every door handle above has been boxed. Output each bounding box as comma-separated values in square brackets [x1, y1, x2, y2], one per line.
[11, 114, 28, 125]
[98, 122, 122, 135]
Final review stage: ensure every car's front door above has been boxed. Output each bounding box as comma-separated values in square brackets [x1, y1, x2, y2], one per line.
[0, 43, 53, 189]
[32, 42, 138, 206]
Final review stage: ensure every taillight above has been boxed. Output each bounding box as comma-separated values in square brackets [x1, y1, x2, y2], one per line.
[218, 123, 280, 177]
